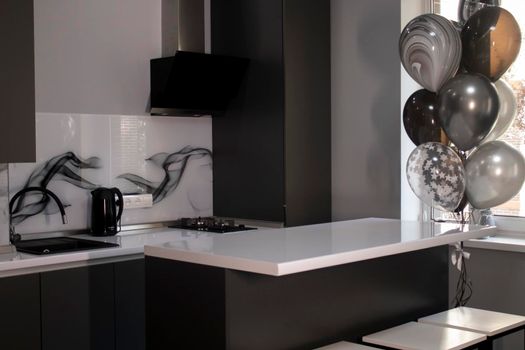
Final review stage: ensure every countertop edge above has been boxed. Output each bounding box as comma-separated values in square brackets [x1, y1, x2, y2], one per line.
[0, 246, 145, 277]
[464, 230, 525, 253]
[145, 226, 497, 276]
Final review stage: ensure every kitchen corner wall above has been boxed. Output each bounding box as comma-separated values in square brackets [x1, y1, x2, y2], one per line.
[4, 0, 213, 237]
[331, 0, 401, 220]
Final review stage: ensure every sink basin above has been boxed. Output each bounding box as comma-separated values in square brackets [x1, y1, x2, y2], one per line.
[15, 237, 119, 255]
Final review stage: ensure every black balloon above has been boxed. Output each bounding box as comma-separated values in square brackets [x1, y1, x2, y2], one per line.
[438, 73, 499, 151]
[403, 89, 448, 146]
[461, 7, 521, 81]
[454, 193, 470, 213]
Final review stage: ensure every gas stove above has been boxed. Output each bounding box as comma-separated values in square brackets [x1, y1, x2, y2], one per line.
[169, 217, 257, 233]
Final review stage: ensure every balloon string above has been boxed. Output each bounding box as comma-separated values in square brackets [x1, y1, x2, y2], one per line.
[452, 241, 473, 307]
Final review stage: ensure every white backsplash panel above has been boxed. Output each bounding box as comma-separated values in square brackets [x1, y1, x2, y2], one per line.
[0, 165, 9, 246]
[9, 113, 212, 235]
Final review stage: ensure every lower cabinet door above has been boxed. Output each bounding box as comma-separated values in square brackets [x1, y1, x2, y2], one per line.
[115, 259, 145, 350]
[41, 264, 115, 350]
[0, 274, 41, 350]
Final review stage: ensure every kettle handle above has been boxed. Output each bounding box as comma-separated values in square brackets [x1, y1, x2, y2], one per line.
[111, 187, 124, 229]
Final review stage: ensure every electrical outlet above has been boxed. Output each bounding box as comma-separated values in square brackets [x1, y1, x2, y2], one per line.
[123, 194, 153, 209]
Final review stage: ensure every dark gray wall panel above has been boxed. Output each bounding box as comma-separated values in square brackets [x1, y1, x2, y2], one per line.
[284, 0, 331, 226]
[212, 0, 286, 222]
[0, 0, 36, 162]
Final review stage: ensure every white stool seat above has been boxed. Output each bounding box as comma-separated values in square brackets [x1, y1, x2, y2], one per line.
[418, 307, 525, 337]
[314, 341, 379, 349]
[362, 321, 486, 350]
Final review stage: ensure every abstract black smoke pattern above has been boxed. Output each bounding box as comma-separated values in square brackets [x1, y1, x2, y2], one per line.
[11, 152, 101, 224]
[117, 146, 212, 204]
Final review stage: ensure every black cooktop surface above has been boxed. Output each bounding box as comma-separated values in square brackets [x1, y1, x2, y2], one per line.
[169, 217, 256, 233]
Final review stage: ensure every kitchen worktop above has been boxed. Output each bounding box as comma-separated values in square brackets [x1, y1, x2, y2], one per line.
[144, 218, 496, 276]
[0, 227, 217, 277]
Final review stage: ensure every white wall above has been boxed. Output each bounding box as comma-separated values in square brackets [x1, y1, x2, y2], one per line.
[400, 0, 429, 221]
[34, 0, 162, 115]
[331, 0, 401, 221]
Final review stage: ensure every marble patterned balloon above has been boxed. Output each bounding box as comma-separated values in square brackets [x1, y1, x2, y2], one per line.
[400, 14, 462, 92]
[406, 142, 466, 212]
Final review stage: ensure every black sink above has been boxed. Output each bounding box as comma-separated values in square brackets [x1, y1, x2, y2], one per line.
[15, 237, 119, 255]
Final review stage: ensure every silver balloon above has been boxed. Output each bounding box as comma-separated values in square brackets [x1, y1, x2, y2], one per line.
[458, 0, 500, 25]
[438, 73, 499, 151]
[406, 142, 466, 212]
[465, 141, 525, 209]
[399, 14, 462, 92]
[482, 80, 518, 143]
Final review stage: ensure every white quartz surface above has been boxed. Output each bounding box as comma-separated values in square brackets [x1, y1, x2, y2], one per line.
[145, 218, 496, 276]
[465, 230, 525, 253]
[0, 227, 214, 277]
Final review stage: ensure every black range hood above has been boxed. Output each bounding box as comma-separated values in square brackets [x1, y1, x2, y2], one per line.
[150, 50, 249, 117]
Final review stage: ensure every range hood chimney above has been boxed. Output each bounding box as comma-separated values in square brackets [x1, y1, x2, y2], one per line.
[162, 0, 208, 55]
[153, 0, 247, 117]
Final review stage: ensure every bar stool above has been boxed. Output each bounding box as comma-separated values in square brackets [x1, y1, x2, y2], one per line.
[362, 321, 486, 349]
[314, 341, 380, 349]
[418, 307, 525, 349]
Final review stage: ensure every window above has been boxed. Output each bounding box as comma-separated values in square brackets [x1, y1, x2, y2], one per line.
[435, 0, 525, 217]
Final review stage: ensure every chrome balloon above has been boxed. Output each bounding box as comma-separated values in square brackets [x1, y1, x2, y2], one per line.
[482, 80, 518, 143]
[399, 14, 462, 92]
[465, 141, 525, 209]
[406, 142, 466, 212]
[438, 73, 499, 151]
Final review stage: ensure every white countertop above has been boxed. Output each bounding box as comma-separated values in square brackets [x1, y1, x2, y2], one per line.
[0, 227, 216, 277]
[465, 230, 525, 253]
[144, 218, 496, 276]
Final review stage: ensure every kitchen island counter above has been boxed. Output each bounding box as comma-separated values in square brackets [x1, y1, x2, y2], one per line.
[145, 218, 496, 349]
[144, 217, 495, 276]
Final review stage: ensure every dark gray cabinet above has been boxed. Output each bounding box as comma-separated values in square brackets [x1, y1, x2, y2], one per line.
[115, 259, 145, 350]
[0, 258, 145, 350]
[211, 0, 331, 226]
[41, 264, 115, 350]
[0, 274, 41, 350]
[0, 0, 36, 163]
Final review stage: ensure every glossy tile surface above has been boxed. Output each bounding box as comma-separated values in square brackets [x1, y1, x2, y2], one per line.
[9, 113, 212, 235]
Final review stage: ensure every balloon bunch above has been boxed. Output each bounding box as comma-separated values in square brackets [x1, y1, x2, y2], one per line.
[400, 3, 525, 214]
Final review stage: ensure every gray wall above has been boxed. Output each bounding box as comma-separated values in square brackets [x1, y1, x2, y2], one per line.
[331, 0, 401, 221]
[449, 247, 525, 349]
[34, 0, 162, 115]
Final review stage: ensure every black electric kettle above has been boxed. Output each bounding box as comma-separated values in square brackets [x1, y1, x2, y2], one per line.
[91, 187, 124, 236]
